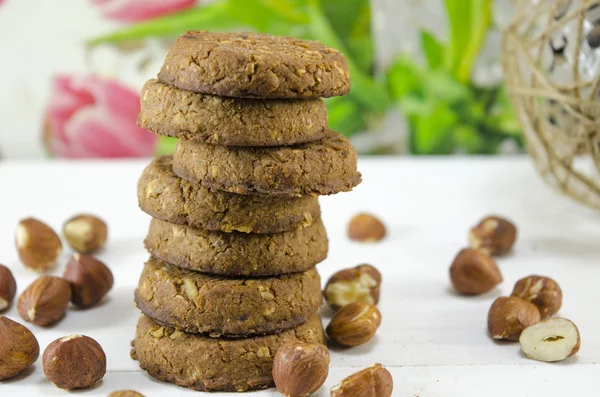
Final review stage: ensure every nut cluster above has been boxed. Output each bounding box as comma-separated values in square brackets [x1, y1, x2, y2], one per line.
[324, 264, 382, 310]
[327, 301, 381, 347]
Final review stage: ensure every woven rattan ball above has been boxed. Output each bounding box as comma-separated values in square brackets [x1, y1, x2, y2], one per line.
[503, 0, 600, 210]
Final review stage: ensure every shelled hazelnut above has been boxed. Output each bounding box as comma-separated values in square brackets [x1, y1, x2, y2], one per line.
[520, 318, 580, 362]
[63, 254, 113, 308]
[488, 296, 541, 341]
[469, 215, 517, 256]
[324, 264, 382, 310]
[327, 302, 381, 347]
[511, 275, 562, 319]
[348, 213, 386, 242]
[17, 276, 71, 326]
[0, 316, 40, 380]
[272, 341, 330, 397]
[330, 363, 393, 397]
[450, 248, 502, 295]
[15, 218, 62, 271]
[0, 264, 17, 311]
[63, 214, 108, 254]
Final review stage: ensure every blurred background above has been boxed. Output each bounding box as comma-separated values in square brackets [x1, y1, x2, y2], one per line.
[0, 0, 521, 158]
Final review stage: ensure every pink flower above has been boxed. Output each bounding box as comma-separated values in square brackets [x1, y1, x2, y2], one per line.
[92, 0, 197, 22]
[44, 75, 156, 158]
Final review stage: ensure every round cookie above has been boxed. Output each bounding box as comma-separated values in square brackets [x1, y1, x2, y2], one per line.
[173, 130, 362, 197]
[138, 156, 321, 233]
[132, 314, 325, 392]
[158, 31, 350, 99]
[138, 79, 328, 146]
[145, 217, 328, 277]
[135, 257, 322, 336]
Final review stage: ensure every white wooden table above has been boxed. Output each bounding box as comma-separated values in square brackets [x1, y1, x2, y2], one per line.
[0, 158, 598, 396]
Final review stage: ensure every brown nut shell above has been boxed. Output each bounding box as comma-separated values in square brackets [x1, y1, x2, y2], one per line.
[324, 264, 382, 310]
[449, 248, 502, 295]
[488, 296, 541, 341]
[43, 334, 106, 390]
[348, 213, 386, 242]
[17, 275, 71, 326]
[63, 254, 113, 308]
[469, 215, 517, 256]
[0, 264, 17, 311]
[273, 341, 330, 397]
[63, 214, 108, 254]
[0, 316, 40, 380]
[326, 302, 381, 347]
[511, 275, 562, 319]
[15, 218, 62, 271]
[330, 363, 393, 397]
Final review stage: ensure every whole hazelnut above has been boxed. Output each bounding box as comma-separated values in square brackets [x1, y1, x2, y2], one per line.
[63, 254, 113, 308]
[488, 297, 541, 341]
[330, 363, 393, 397]
[327, 301, 381, 347]
[108, 391, 145, 397]
[17, 276, 72, 326]
[0, 264, 17, 311]
[348, 213, 386, 242]
[63, 214, 108, 254]
[324, 264, 382, 310]
[469, 215, 517, 256]
[43, 334, 106, 389]
[511, 275, 562, 319]
[0, 316, 40, 380]
[272, 341, 330, 397]
[15, 218, 62, 271]
[449, 248, 502, 295]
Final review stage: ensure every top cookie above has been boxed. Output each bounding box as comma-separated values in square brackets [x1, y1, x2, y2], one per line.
[158, 31, 351, 99]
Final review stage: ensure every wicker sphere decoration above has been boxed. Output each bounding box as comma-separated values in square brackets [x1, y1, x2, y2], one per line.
[503, 0, 600, 210]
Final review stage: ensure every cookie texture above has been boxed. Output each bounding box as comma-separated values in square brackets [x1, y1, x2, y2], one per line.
[145, 217, 328, 277]
[139, 79, 328, 146]
[158, 31, 350, 98]
[138, 156, 321, 233]
[132, 314, 325, 392]
[135, 257, 322, 336]
[173, 130, 361, 197]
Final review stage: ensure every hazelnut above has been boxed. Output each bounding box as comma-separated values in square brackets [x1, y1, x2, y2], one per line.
[348, 213, 386, 242]
[449, 248, 502, 295]
[488, 297, 541, 341]
[108, 391, 145, 397]
[519, 318, 580, 362]
[17, 275, 72, 326]
[63, 214, 108, 254]
[15, 218, 62, 271]
[272, 341, 330, 397]
[0, 264, 17, 311]
[327, 301, 381, 347]
[43, 334, 106, 389]
[0, 316, 40, 380]
[324, 264, 382, 310]
[469, 215, 517, 256]
[63, 254, 113, 308]
[511, 275, 562, 319]
[330, 363, 393, 397]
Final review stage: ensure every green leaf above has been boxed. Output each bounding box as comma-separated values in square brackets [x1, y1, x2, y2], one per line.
[304, 0, 391, 113]
[423, 70, 469, 103]
[325, 96, 365, 136]
[420, 30, 444, 70]
[321, 0, 373, 73]
[409, 103, 458, 154]
[155, 136, 178, 156]
[443, 0, 491, 83]
[385, 56, 423, 101]
[225, 0, 309, 34]
[88, 3, 242, 46]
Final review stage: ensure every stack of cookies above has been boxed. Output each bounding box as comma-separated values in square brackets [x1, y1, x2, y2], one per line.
[131, 31, 361, 392]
